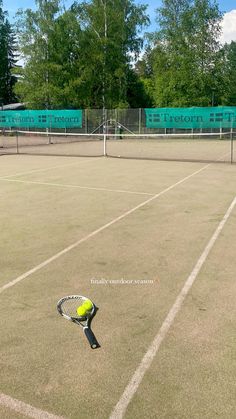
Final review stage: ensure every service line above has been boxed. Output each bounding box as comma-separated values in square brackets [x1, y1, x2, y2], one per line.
[0, 177, 154, 196]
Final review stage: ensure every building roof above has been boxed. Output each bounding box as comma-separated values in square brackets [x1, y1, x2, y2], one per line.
[1, 103, 26, 111]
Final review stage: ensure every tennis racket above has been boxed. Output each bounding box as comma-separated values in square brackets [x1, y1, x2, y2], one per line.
[57, 295, 100, 349]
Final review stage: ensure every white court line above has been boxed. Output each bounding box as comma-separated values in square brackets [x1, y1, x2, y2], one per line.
[0, 392, 64, 419]
[0, 164, 209, 295]
[0, 177, 154, 196]
[0, 156, 102, 178]
[109, 195, 236, 419]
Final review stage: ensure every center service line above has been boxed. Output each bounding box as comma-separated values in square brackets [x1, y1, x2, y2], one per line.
[1, 156, 102, 178]
[109, 195, 236, 419]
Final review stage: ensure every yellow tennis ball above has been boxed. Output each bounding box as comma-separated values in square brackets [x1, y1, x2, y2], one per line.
[83, 300, 93, 311]
[77, 305, 87, 317]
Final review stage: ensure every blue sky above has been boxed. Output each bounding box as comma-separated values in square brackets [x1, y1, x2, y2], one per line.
[4, 0, 236, 19]
[3, 0, 236, 43]
[4, 0, 236, 16]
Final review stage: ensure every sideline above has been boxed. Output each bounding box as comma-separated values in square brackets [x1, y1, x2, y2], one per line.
[109, 196, 236, 419]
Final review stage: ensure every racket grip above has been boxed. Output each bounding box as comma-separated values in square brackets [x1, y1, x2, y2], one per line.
[84, 327, 100, 349]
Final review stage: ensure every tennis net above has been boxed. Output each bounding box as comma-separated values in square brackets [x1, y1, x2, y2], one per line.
[0, 129, 235, 163]
[0, 130, 105, 157]
[105, 131, 234, 163]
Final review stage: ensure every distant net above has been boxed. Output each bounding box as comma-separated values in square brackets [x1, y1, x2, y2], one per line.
[105, 131, 234, 163]
[0, 130, 17, 154]
[0, 130, 105, 157]
[0, 129, 234, 163]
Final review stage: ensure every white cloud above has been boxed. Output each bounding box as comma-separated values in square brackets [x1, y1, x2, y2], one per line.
[220, 10, 236, 44]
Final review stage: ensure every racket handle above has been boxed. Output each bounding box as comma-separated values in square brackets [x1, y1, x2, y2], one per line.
[84, 327, 100, 349]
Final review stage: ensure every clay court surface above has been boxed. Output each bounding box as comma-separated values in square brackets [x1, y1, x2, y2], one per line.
[0, 153, 235, 418]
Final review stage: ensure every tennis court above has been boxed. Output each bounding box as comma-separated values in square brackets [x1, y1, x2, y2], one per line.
[0, 152, 235, 418]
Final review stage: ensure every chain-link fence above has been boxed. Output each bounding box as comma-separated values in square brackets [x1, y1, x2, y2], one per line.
[0, 108, 235, 163]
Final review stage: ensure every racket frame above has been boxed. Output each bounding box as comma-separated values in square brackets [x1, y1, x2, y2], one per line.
[57, 295, 100, 349]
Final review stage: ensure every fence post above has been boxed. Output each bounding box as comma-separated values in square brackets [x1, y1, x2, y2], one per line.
[85, 109, 88, 134]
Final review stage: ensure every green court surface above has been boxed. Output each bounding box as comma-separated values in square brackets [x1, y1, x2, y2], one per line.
[0, 154, 235, 419]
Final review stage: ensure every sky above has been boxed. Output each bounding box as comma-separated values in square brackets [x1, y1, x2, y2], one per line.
[3, 0, 236, 44]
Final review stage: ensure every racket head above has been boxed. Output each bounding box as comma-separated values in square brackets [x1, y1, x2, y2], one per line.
[57, 295, 95, 322]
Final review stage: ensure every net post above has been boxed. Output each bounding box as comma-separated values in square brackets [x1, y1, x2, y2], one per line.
[16, 130, 19, 154]
[103, 108, 107, 157]
[46, 127, 52, 144]
[103, 132, 107, 156]
[230, 128, 233, 164]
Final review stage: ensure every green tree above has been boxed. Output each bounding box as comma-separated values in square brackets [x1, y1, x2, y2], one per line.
[144, 0, 224, 107]
[190, 0, 224, 105]
[15, 0, 82, 109]
[151, 0, 194, 106]
[72, 0, 149, 108]
[222, 41, 236, 105]
[0, 0, 18, 105]
[15, 0, 149, 109]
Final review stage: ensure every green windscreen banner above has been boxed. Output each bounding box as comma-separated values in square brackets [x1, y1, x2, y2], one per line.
[145, 107, 236, 129]
[0, 109, 82, 128]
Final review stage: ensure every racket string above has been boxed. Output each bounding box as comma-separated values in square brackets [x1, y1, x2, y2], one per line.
[62, 297, 84, 318]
